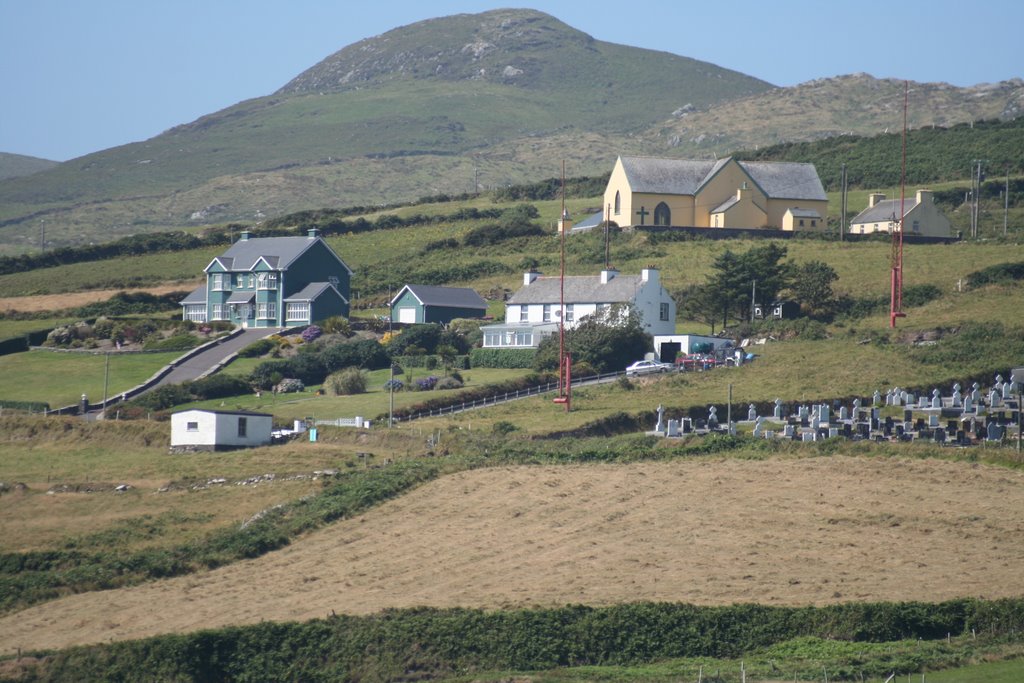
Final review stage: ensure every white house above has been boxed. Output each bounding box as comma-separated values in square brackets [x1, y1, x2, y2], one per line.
[849, 190, 954, 237]
[170, 409, 273, 451]
[481, 267, 676, 348]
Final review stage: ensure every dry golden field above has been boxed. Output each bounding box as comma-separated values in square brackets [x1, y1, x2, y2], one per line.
[3, 455, 1023, 656]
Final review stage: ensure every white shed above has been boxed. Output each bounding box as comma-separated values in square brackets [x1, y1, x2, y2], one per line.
[171, 409, 273, 451]
[652, 334, 732, 363]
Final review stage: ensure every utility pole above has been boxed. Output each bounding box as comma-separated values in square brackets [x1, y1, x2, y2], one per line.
[750, 279, 757, 323]
[1005, 168, 1010, 237]
[101, 352, 110, 420]
[840, 164, 847, 241]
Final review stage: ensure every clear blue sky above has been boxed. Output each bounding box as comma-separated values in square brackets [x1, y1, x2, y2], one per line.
[2, 0, 1021, 161]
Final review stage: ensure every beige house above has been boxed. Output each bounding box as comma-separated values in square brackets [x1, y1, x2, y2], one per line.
[849, 190, 954, 237]
[602, 156, 828, 230]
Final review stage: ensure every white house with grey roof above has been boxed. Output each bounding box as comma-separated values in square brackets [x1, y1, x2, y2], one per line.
[180, 228, 352, 328]
[603, 155, 828, 230]
[849, 190, 954, 238]
[481, 267, 675, 348]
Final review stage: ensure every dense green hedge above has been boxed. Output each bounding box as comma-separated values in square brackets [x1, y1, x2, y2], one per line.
[28, 598, 1024, 681]
[469, 347, 536, 368]
[0, 399, 50, 412]
[393, 354, 470, 370]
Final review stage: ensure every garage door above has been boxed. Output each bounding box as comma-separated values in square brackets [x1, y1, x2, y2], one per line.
[397, 307, 418, 323]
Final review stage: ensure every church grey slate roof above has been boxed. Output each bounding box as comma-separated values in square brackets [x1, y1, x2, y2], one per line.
[851, 197, 919, 225]
[619, 156, 826, 201]
[399, 284, 487, 310]
[508, 274, 644, 305]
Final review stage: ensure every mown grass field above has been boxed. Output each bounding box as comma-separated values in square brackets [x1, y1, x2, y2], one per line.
[0, 350, 183, 409]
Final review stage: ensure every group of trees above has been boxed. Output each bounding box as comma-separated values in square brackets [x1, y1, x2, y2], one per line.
[677, 244, 839, 331]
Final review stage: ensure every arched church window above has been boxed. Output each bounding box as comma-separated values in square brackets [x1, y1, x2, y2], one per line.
[614, 191, 621, 215]
[654, 202, 671, 226]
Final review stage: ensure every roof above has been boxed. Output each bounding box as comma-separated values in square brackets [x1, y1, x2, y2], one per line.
[179, 285, 206, 305]
[620, 156, 718, 195]
[226, 291, 255, 304]
[711, 196, 740, 213]
[508, 273, 646, 305]
[207, 236, 352, 274]
[283, 282, 349, 303]
[618, 155, 826, 201]
[392, 284, 487, 310]
[173, 409, 273, 418]
[570, 210, 605, 232]
[786, 207, 822, 218]
[850, 197, 920, 225]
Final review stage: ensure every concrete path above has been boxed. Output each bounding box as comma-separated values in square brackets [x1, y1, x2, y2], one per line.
[155, 328, 279, 387]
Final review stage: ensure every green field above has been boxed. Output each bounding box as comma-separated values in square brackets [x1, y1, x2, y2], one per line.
[0, 349, 183, 409]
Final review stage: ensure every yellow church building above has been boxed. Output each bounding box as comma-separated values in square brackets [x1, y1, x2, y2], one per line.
[602, 156, 829, 231]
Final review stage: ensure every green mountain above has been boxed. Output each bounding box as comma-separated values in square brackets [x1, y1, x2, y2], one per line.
[0, 152, 58, 181]
[0, 9, 1020, 253]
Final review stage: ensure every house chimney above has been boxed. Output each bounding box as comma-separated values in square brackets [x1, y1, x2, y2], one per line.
[641, 266, 659, 284]
[600, 268, 618, 284]
[868, 193, 886, 208]
[307, 228, 321, 239]
[915, 189, 932, 205]
[524, 271, 541, 286]
[239, 230, 251, 241]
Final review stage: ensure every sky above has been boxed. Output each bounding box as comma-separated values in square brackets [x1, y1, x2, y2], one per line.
[2, 0, 1022, 162]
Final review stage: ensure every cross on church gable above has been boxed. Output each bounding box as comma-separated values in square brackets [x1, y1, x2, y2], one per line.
[636, 206, 649, 225]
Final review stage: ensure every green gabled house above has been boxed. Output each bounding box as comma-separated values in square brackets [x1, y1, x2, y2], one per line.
[180, 228, 352, 328]
[390, 284, 488, 324]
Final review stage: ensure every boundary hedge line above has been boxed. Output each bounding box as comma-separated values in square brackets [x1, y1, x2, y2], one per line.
[469, 347, 536, 368]
[29, 598, 1024, 681]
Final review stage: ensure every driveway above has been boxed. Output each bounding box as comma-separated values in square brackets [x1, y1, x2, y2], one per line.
[154, 328, 279, 387]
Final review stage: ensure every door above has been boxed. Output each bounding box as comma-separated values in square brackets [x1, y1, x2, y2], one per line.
[398, 307, 417, 324]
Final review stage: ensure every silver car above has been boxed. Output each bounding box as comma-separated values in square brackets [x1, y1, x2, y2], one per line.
[625, 359, 673, 376]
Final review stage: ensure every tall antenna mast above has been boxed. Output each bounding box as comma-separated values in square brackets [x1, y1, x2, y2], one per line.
[553, 160, 571, 410]
[890, 80, 908, 328]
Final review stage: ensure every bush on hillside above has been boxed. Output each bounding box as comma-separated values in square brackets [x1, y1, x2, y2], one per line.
[326, 368, 367, 396]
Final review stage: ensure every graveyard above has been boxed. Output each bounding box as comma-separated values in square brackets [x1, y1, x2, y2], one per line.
[648, 372, 1023, 447]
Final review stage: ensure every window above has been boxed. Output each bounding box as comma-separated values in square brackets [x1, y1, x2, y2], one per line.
[183, 305, 206, 323]
[248, 274, 255, 288]
[519, 306, 528, 322]
[912, 220, 920, 233]
[236, 274, 244, 287]
[542, 304, 552, 322]
[614, 190, 621, 215]
[565, 304, 574, 323]
[811, 219, 817, 227]
[237, 417, 247, 438]
[799, 219, 805, 227]
[286, 302, 309, 321]
[653, 202, 671, 226]
[211, 304, 225, 321]
[660, 302, 670, 321]
[211, 273, 228, 291]
[257, 302, 277, 319]
[257, 273, 277, 290]
[186, 421, 199, 432]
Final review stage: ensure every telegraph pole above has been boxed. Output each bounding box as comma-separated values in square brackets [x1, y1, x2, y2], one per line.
[840, 164, 848, 240]
[1005, 168, 1010, 237]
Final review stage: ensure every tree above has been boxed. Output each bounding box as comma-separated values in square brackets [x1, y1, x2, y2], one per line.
[788, 260, 838, 316]
[533, 304, 651, 373]
[676, 284, 721, 334]
[706, 244, 790, 326]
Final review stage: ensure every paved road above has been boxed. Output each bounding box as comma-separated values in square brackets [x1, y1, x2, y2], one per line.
[156, 328, 278, 387]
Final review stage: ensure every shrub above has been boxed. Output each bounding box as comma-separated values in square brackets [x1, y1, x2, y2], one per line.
[327, 368, 367, 395]
[142, 333, 201, 351]
[320, 316, 352, 337]
[301, 325, 322, 343]
[388, 324, 443, 356]
[415, 376, 439, 391]
[469, 347, 536, 368]
[492, 420, 519, 434]
[237, 338, 275, 358]
[434, 376, 463, 390]
[425, 356, 438, 370]
[250, 360, 292, 390]
[189, 374, 252, 400]
[383, 378, 404, 392]
[275, 378, 305, 394]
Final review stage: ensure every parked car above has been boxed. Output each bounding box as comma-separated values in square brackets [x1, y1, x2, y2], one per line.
[625, 359, 673, 376]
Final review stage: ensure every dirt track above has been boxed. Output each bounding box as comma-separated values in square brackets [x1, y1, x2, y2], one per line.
[2, 455, 1023, 655]
[0, 283, 199, 313]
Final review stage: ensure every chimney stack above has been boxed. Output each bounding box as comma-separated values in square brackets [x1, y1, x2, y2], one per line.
[868, 193, 886, 208]
[524, 271, 541, 286]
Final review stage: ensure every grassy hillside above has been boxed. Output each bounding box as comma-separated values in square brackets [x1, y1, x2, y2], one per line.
[0, 153, 58, 181]
[1, 10, 1020, 252]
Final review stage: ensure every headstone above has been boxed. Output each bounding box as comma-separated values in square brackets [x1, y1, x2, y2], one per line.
[915, 417, 925, 430]
[819, 405, 830, 425]
[747, 403, 757, 421]
[707, 406, 718, 430]
[852, 398, 862, 415]
[655, 404, 665, 433]
[842, 423, 852, 437]
[956, 430, 967, 445]
[885, 389, 895, 406]
[802, 431, 815, 442]
[934, 428, 946, 443]
[971, 383, 981, 404]
[904, 409, 913, 423]
[929, 414, 939, 428]
[1002, 381, 1013, 400]
[952, 383, 962, 408]
[902, 391, 913, 405]
[989, 389, 1001, 408]
[931, 389, 942, 409]
[666, 419, 680, 437]
[872, 390, 882, 406]
[783, 424, 796, 438]
[987, 422, 1004, 441]
[773, 398, 784, 420]
[682, 418, 693, 434]
[947, 420, 958, 433]
[891, 388, 902, 406]
[728, 421, 737, 436]
[839, 406, 849, 421]
[918, 395, 929, 409]
[829, 427, 839, 439]
[753, 417, 766, 438]
[963, 393, 974, 413]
